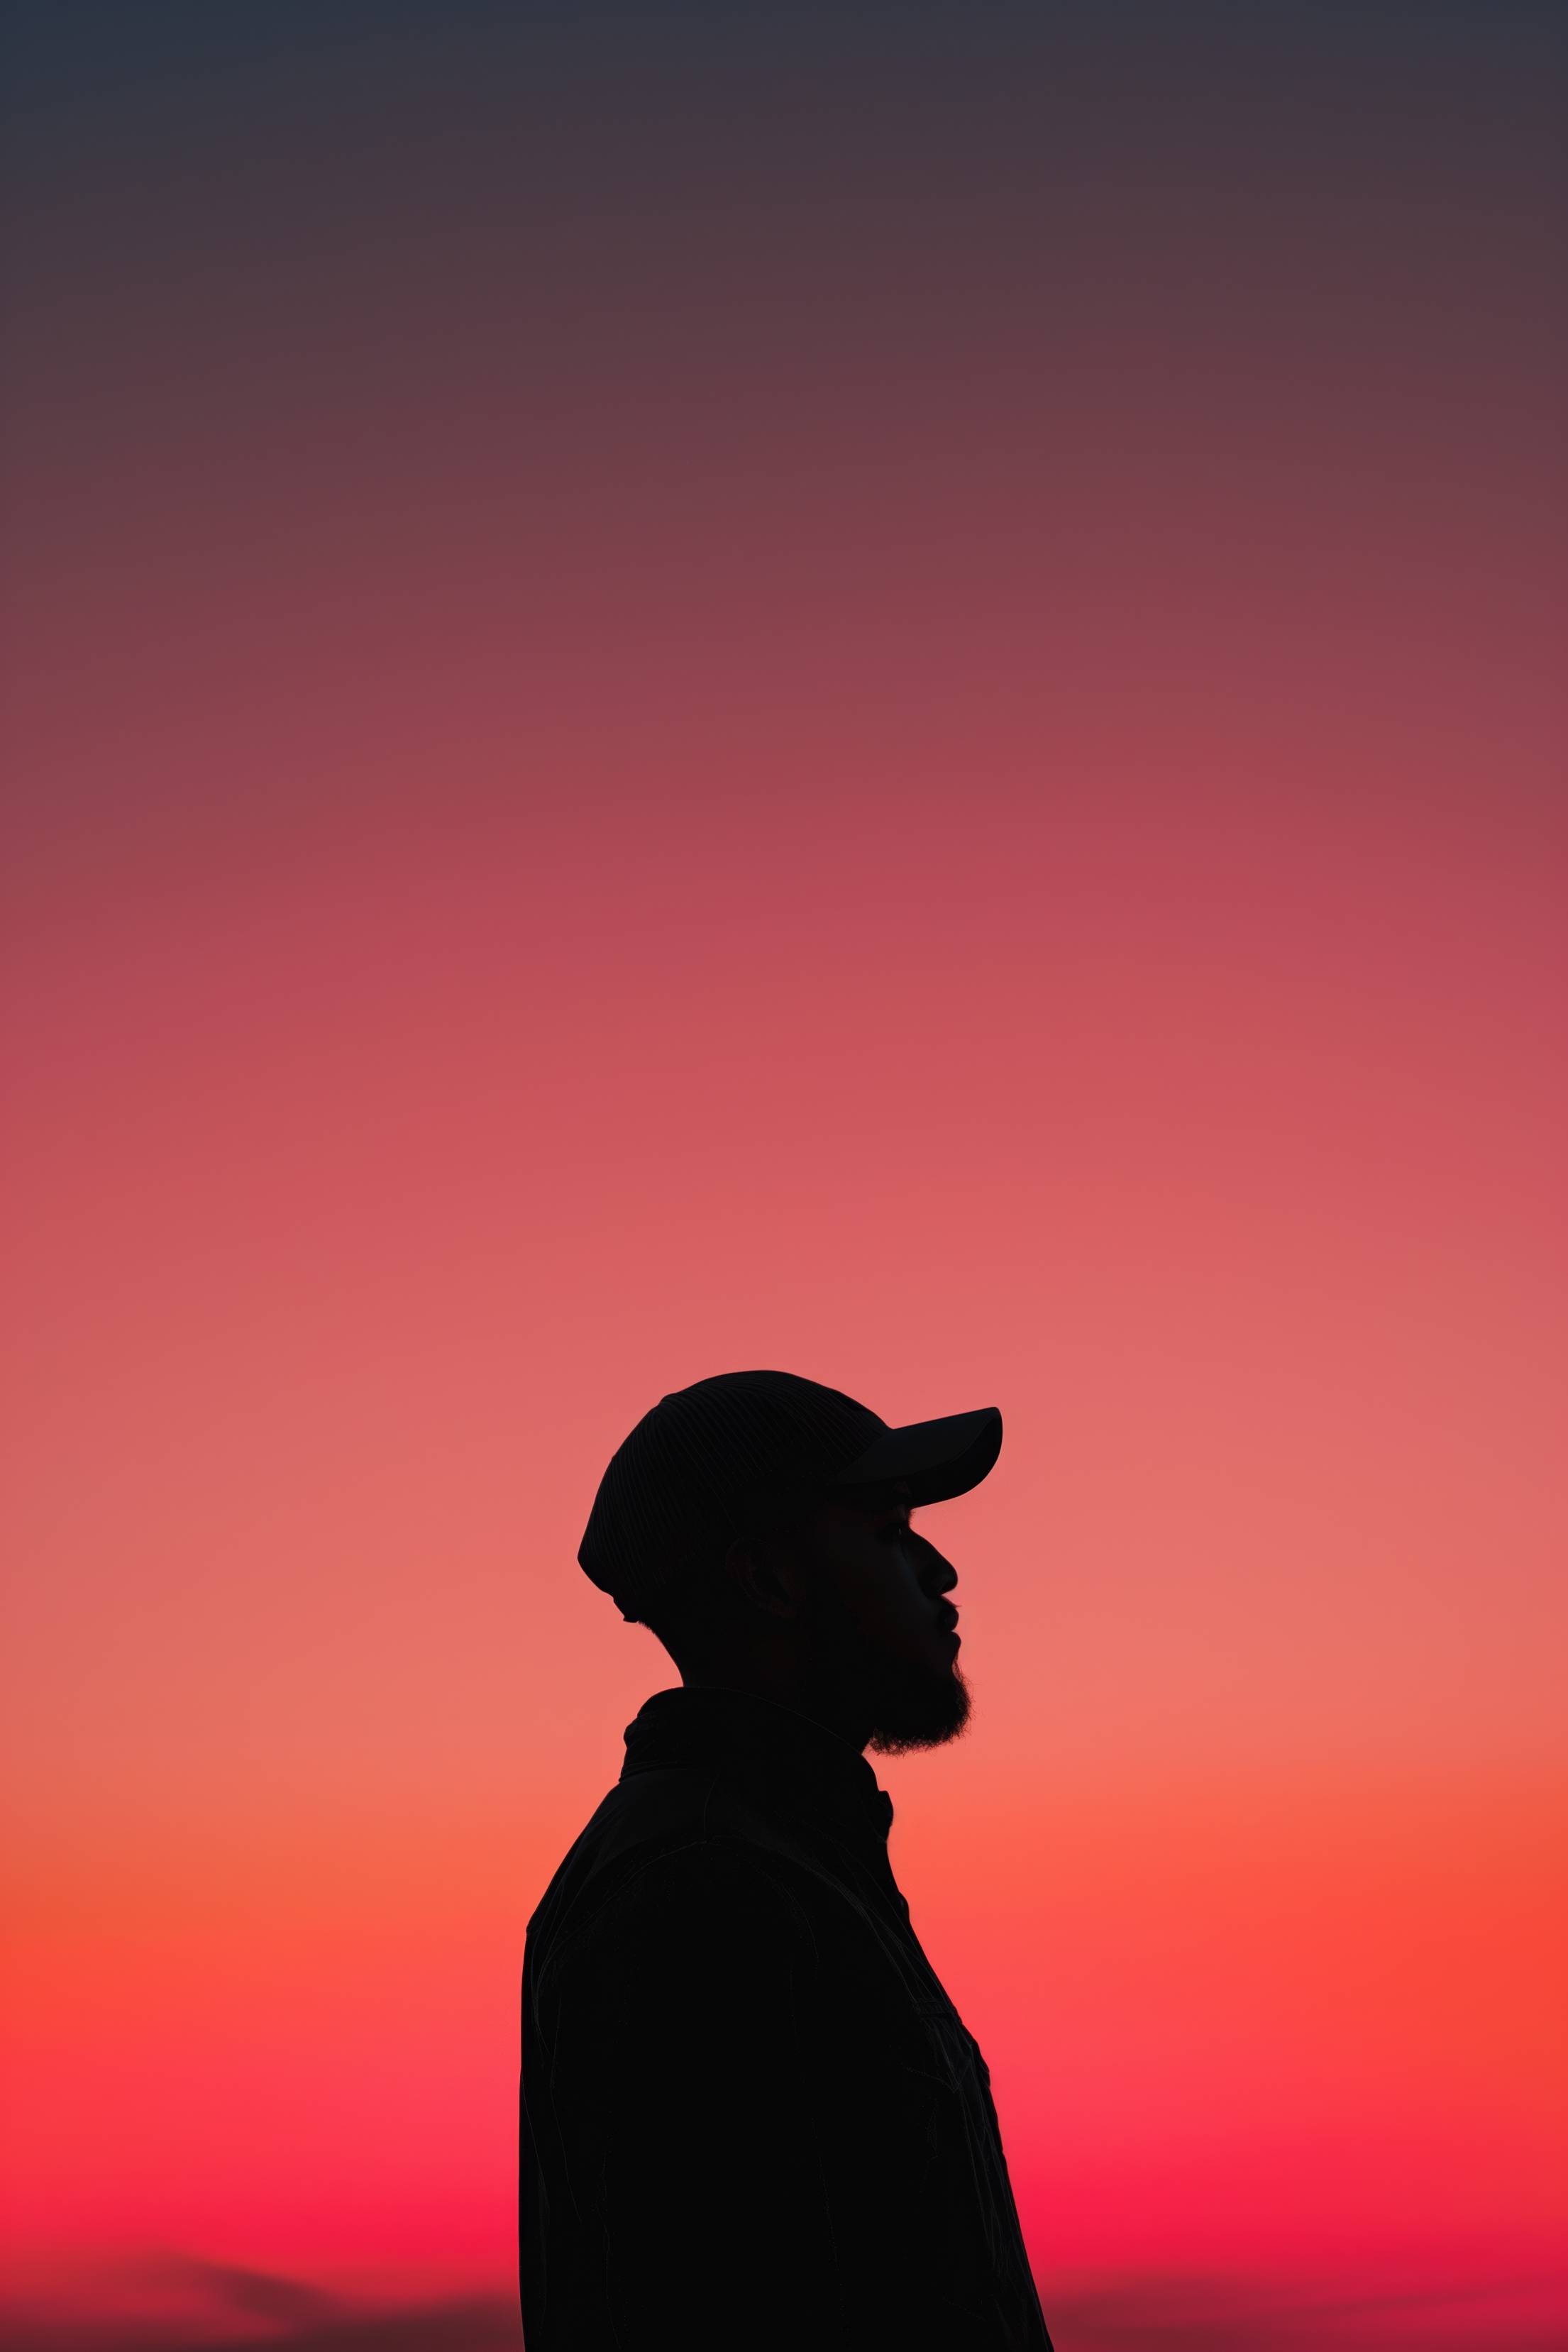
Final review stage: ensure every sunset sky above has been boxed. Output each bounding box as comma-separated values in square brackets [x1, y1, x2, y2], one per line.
[3, 5, 1565, 2347]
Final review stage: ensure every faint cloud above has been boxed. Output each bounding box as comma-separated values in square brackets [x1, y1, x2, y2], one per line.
[0, 2255, 519, 2352]
[9, 2256, 1568, 2352]
[114, 2254, 349, 2332]
[1042, 2266, 1568, 2352]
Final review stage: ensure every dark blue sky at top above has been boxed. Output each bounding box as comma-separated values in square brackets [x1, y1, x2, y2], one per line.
[4, 0, 1563, 263]
[4, 0, 1563, 121]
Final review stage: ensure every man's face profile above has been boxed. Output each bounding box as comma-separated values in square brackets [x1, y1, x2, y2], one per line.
[739, 1495, 971, 1756]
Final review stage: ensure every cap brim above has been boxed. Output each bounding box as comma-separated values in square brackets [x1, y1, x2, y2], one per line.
[829, 1406, 1002, 1508]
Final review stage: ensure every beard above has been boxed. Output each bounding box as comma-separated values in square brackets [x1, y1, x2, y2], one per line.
[781, 1579, 976, 1757]
[864, 1652, 973, 1757]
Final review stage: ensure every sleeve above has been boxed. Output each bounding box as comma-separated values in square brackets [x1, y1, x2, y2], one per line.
[547, 1839, 850, 2351]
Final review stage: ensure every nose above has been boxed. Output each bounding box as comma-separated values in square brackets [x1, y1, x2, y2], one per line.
[907, 1528, 957, 1597]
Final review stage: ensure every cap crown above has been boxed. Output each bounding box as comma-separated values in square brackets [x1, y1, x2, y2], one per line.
[578, 1370, 886, 1622]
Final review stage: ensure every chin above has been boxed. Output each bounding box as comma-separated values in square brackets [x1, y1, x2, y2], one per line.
[866, 1661, 973, 1757]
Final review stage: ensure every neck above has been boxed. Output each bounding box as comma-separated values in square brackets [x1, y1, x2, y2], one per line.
[675, 1657, 871, 1754]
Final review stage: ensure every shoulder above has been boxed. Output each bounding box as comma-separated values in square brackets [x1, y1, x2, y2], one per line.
[530, 1768, 806, 1931]
[528, 1785, 819, 1999]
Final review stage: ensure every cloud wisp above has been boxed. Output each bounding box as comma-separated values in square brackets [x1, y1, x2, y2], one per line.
[1043, 2265, 1568, 2352]
[2, 2256, 518, 2352]
[8, 2256, 1568, 2352]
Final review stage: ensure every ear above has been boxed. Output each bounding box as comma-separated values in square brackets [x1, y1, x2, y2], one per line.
[722, 1532, 802, 1622]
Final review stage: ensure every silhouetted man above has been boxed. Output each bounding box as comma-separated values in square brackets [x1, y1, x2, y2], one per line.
[519, 1369, 1054, 2349]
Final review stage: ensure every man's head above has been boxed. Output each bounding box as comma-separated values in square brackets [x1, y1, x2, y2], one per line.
[577, 1371, 1000, 1755]
[636, 1488, 971, 1754]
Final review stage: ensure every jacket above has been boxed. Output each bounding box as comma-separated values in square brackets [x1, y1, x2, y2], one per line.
[519, 1681, 1054, 2348]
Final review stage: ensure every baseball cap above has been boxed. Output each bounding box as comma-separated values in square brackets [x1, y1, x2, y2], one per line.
[578, 1369, 1003, 1623]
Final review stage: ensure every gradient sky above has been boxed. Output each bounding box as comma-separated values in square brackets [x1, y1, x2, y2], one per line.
[3, 6, 1566, 2347]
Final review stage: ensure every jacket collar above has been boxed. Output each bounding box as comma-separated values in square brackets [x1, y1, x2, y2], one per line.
[620, 1683, 895, 1853]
